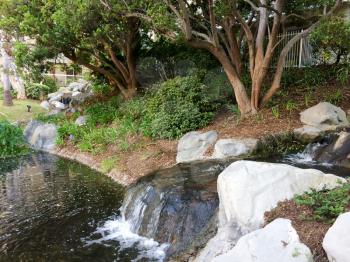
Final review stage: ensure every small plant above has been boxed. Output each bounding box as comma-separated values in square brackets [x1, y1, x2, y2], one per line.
[304, 92, 313, 107]
[227, 104, 241, 118]
[0, 120, 29, 158]
[295, 182, 350, 223]
[325, 89, 343, 105]
[286, 100, 297, 115]
[271, 106, 280, 119]
[337, 65, 350, 86]
[101, 156, 119, 173]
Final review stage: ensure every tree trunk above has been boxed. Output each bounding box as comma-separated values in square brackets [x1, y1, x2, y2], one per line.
[1, 46, 13, 106]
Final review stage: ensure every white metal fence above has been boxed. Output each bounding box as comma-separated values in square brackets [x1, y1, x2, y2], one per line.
[270, 30, 314, 68]
[43, 73, 83, 87]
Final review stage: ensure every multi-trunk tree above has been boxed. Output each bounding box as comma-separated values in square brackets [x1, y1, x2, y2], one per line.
[0, 0, 141, 99]
[1, 33, 13, 106]
[137, 0, 343, 115]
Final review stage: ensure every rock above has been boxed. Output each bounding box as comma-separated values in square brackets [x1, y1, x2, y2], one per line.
[24, 120, 57, 151]
[323, 212, 350, 262]
[176, 131, 218, 163]
[294, 125, 324, 143]
[315, 132, 350, 168]
[212, 138, 258, 159]
[300, 102, 349, 131]
[217, 161, 345, 231]
[212, 219, 313, 262]
[67, 81, 88, 92]
[196, 161, 345, 262]
[75, 116, 87, 126]
[48, 92, 63, 102]
[50, 101, 66, 110]
[40, 101, 50, 111]
[72, 91, 82, 98]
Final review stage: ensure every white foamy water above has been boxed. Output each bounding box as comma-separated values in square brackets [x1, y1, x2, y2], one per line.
[284, 143, 333, 167]
[84, 218, 169, 262]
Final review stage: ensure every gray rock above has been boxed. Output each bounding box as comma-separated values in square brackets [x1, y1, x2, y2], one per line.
[75, 116, 87, 126]
[67, 81, 88, 92]
[212, 219, 313, 262]
[300, 102, 349, 131]
[212, 138, 258, 159]
[24, 120, 57, 151]
[315, 132, 350, 168]
[323, 212, 350, 262]
[50, 101, 66, 110]
[176, 131, 218, 163]
[294, 125, 324, 143]
[40, 101, 50, 111]
[48, 92, 63, 102]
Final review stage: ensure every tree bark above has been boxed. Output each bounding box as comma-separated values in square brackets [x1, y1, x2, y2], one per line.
[1, 44, 13, 106]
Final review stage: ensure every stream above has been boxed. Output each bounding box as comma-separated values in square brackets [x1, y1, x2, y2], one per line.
[0, 138, 349, 261]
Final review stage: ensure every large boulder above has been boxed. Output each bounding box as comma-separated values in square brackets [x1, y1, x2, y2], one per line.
[300, 102, 349, 131]
[176, 131, 218, 163]
[195, 161, 345, 262]
[24, 120, 58, 151]
[67, 81, 89, 92]
[212, 138, 258, 159]
[212, 219, 313, 262]
[293, 126, 324, 143]
[50, 101, 66, 110]
[315, 132, 350, 168]
[217, 161, 345, 230]
[323, 212, 350, 262]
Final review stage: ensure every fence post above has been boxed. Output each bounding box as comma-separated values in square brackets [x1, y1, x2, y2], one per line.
[299, 30, 304, 68]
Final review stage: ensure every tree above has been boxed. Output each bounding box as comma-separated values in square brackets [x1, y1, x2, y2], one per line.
[136, 0, 343, 115]
[1, 33, 13, 106]
[0, 0, 141, 99]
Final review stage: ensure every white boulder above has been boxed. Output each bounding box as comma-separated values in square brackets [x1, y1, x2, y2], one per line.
[212, 219, 313, 262]
[176, 131, 218, 163]
[48, 92, 63, 102]
[300, 102, 349, 131]
[323, 212, 350, 262]
[40, 101, 50, 111]
[212, 138, 258, 158]
[218, 161, 345, 231]
[50, 101, 66, 110]
[24, 121, 57, 151]
[195, 161, 345, 262]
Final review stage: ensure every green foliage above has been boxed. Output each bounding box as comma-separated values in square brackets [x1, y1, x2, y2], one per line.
[325, 89, 343, 105]
[271, 106, 280, 119]
[295, 183, 350, 223]
[85, 98, 119, 126]
[101, 156, 119, 173]
[286, 100, 297, 115]
[311, 16, 350, 65]
[0, 120, 28, 158]
[26, 83, 56, 100]
[77, 127, 118, 155]
[255, 132, 307, 157]
[144, 76, 219, 139]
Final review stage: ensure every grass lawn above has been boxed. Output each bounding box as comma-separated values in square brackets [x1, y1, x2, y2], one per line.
[0, 99, 46, 122]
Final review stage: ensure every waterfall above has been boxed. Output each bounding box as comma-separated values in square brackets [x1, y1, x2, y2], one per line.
[83, 160, 229, 261]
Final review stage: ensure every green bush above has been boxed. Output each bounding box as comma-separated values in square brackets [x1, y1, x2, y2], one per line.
[85, 98, 120, 126]
[295, 182, 350, 223]
[78, 127, 118, 154]
[26, 83, 55, 100]
[0, 120, 29, 158]
[144, 75, 219, 139]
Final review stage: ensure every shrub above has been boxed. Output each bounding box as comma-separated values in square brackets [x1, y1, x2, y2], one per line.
[26, 83, 55, 100]
[78, 127, 118, 155]
[85, 98, 119, 126]
[0, 120, 29, 158]
[295, 183, 350, 223]
[144, 76, 219, 139]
